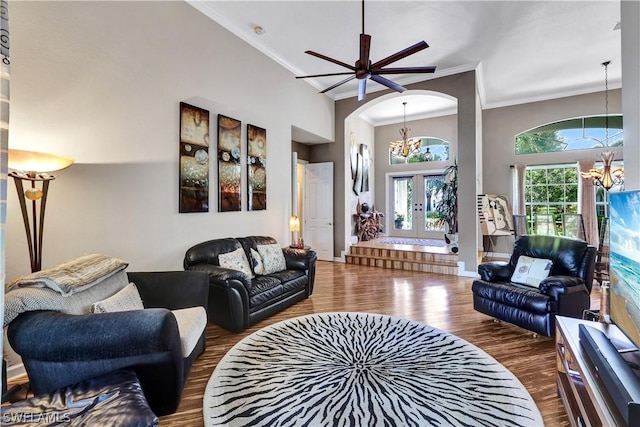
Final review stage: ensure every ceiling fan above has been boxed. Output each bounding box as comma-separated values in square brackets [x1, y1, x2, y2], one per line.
[296, 0, 436, 101]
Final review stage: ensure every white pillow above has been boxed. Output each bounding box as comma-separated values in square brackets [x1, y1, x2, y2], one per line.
[91, 282, 144, 313]
[218, 247, 254, 278]
[257, 243, 287, 274]
[510, 256, 553, 288]
[251, 248, 265, 275]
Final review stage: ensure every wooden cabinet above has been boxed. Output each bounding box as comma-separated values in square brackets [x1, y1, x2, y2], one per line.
[556, 316, 634, 427]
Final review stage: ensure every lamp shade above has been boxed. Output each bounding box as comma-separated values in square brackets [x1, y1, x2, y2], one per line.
[8, 149, 74, 173]
[289, 215, 300, 232]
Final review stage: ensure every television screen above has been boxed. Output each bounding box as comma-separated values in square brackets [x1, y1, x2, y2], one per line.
[609, 190, 640, 349]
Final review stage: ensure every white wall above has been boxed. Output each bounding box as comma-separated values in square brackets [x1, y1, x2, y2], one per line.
[6, 1, 334, 280]
[344, 115, 375, 247]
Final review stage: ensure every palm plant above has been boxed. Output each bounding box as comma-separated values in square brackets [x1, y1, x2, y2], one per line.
[434, 161, 458, 234]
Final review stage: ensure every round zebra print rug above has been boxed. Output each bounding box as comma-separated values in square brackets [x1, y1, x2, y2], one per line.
[204, 312, 543, 427]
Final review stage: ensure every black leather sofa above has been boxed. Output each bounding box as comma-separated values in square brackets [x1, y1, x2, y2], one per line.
[472, 235, 596, 336]
[184, 236, 317, 332]
[7, 271, 209, 416]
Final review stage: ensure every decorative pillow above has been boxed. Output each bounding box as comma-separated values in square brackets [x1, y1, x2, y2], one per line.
[250, 248, 265, 275]
[510, 256, 553, 288]
[257, 243, 287, 274]
[218, 247, 254, 278]
[91, 282, 144, 313]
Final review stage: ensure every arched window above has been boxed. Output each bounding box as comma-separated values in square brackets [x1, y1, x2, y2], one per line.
[389, 136, 450, 165]
[515, 115, 623, 155]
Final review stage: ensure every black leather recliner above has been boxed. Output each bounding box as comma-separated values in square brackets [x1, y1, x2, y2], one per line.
[472, 235, 596, 336]
[184, 236, 317, 332]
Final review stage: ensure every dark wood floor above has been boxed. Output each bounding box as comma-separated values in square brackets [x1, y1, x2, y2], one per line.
[158, 261, 600, 426]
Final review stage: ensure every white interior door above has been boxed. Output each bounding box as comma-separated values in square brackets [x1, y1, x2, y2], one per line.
[304, 162, 334, 261]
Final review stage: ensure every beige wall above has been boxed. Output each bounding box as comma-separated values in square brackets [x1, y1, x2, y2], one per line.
[321, 71, 480, 274]
[374, 113, 458, 232]
[6, 1, 334, 280]
[483, 90, 623, 199]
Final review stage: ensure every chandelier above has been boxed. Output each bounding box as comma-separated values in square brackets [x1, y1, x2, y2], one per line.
[580, 61, 624, 191]
[389, 102, 421, 158]
[581, 150, 623, 191]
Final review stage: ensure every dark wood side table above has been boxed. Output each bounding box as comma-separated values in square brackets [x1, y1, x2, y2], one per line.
[289, 245, 311, 250]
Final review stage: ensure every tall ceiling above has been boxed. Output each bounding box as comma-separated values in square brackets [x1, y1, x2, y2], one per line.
[189, 1, 621, 126]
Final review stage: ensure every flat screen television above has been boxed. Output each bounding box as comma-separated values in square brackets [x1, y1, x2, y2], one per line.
[609, 189, 640, 348]
[579, 189, 640, 426]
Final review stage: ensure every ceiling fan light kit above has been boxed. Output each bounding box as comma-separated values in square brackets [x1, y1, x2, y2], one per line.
[296, 0, 436, 101]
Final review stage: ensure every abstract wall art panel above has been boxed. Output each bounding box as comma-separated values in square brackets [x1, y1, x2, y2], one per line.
[247, 124, 266, 211]
[179, 102, 210, 213]
[218, 114, 242, 212]
[477, 194, 513, 236]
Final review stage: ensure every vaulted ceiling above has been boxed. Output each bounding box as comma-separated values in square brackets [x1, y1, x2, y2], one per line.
[189, 1, 621, 125]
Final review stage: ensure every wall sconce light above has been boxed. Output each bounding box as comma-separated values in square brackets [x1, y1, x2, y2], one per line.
[8, 149, 74, 272]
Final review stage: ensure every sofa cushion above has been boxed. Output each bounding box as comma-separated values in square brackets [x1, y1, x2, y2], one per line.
[171, 306, 207, 357]
[218, 247, 253, 278]
[269, 270, 307, 293]
[249, 275, 282, 297]
[510, 256, 553, 288]
[471, 280, 556, 314]
[250, 248, 265, 275]
[91, 282, 144, 313]
[257, 244, 287, 274]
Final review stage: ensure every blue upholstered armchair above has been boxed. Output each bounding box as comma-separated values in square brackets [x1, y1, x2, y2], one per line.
[6, 270, 209, 416]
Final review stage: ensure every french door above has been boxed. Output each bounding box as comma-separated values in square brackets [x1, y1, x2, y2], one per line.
[390, 174, 445, 239]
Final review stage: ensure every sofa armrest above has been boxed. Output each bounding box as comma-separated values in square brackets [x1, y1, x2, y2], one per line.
[184, 263, 248, 282]
[283, 248, 318, 271]
[8, 309, 181, 361]
[477, 261, 512, 282]
[538, 275, 587, 298]
[127, 271, 209, 311]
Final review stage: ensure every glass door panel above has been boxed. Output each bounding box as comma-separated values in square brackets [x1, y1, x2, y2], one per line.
[390, 174, 446, 239]
[423, 175, 445, 237]
[392, 176, 413, 233]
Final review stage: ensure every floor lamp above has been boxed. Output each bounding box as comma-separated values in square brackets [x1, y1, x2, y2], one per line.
[8, 149, 73, 272]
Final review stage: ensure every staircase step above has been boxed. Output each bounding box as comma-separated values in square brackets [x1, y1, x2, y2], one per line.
[345, 245, 458, 275]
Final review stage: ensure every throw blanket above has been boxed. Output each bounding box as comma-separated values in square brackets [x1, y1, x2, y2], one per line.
[4, 269, 130, 327]
[8, 254, 128, 296]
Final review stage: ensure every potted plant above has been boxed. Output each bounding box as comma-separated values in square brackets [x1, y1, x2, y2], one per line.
[394, 213, 405, 229]
[434, 161, 458, 252]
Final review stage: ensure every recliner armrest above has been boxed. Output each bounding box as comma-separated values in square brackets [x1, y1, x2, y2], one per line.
[8, 309, 181, 361]
[538, 275, 588, 298]
[477, 261, 512, 282]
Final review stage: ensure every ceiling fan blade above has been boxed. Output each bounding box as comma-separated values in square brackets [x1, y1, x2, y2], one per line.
[305, 50, 356, 71]
[370, 74, 406, 94]
[296, 71, 355, 79]
[358, 79, 367, 101]
[370, 41, 429, 72]
[359, 34, 371, 68]
[319, 75, 357, 94]
[376, 66, 437, 75]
